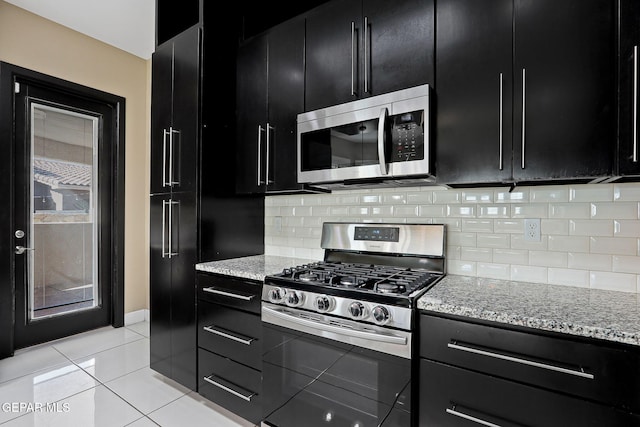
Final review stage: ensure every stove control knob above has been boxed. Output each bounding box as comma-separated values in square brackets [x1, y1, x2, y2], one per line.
[372, 306, 391, 325]
[286, 290, 304, 307]
[268, 287, 284, 303]
[314, 296, 334, 313]
[348, 302, 367, 320]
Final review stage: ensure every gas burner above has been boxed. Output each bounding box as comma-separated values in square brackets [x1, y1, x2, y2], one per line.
[298, 272, 319, 282]
[339, 276, 360, 287]
[376, 283, 403, 294]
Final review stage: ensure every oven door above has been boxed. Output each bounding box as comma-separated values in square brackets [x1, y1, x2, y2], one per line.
[261, 303, 413, 427]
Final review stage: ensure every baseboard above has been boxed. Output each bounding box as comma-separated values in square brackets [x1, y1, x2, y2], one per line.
[124, 309, 149, 326]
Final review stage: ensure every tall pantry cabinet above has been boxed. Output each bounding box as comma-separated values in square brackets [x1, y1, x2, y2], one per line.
[149, 2, 267, 392]
[149, 25, 200, 391]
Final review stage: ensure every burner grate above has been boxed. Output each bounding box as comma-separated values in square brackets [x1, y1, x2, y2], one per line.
[279, 261, 440, 297]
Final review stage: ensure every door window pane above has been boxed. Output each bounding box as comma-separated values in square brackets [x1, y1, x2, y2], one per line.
[30, 104, 99, 320]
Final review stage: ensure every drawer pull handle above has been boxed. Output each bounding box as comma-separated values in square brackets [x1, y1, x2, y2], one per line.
[446, 407, 503, 427]
[203, 375, 256, 402]
[203, 325, 255, 346]
[447, 342, 594, 380]
[203, 287, 255, 301]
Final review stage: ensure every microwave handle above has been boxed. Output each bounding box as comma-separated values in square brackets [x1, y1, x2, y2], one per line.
[378, 108, 389, 175]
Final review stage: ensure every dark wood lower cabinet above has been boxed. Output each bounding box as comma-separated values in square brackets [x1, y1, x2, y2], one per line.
[198, 300, 262, 370]
[198, 348, 262, 424]
[419, 359, 639, 427]
[196, 272, 262, 423]
[419, 313, 640, 426]
[150, 193, 197, 391]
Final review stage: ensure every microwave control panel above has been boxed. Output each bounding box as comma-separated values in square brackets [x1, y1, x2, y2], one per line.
[390, 111, 424, 162]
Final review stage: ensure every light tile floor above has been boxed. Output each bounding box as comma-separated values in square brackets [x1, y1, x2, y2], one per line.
[0, 322, 256, 427]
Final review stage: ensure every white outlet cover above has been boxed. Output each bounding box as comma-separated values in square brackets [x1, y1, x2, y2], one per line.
[524, 218, 541, 242]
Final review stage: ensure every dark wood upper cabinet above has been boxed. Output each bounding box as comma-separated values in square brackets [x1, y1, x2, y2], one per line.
[435, 0, 513, 186]
[236, 34, 267, 195]
[305, 0, 434, 111]
[511, 0, 615, 183]
[150, 42, 173, 194]
[236, 18, 306, 194]
[617, 0, 640, 178]
[150, 27, 200, 194]
[436, 0, 615, 186]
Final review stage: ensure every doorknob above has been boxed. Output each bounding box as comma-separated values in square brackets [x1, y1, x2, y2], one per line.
[15, 246, 35, 255]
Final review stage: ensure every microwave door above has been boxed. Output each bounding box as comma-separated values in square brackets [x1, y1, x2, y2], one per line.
[298, 105, 391, 184]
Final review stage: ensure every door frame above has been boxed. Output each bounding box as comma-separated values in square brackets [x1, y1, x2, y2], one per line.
[0, 62, 125, 358]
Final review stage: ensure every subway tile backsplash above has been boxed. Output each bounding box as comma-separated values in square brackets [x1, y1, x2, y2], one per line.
[264, 183, 640, 293]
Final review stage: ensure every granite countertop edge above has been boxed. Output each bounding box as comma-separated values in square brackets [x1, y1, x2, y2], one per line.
[418, 275, 640, 347]
[195, 254, 318, 282]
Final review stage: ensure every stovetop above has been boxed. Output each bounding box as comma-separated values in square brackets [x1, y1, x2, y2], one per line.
[279, 261, 441, 295]
[263, 222, 446, 317]
[267, 260, 444, 307]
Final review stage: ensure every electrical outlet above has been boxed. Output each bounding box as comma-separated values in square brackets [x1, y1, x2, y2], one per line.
[524, 218, 541, 242]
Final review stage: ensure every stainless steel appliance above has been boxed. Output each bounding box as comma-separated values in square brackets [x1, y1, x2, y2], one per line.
[261, 222, 446, 427]
[297, 85, 432, 190]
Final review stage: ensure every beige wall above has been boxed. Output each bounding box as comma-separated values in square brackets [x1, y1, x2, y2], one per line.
[0, 1, 151, 313]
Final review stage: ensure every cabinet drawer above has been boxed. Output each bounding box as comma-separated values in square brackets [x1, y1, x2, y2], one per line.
[419, 359, 639, 427]
[197, 273, 261, 314]
[420, 314, 640, 412]
[198, 300, 262, 370]
[198, 348, 261, 424]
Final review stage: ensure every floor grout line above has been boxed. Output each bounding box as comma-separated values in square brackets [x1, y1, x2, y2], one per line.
[0, 322, 252, 427]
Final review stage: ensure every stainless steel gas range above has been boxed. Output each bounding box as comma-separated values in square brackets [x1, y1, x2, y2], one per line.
[261, 222, 446, 427]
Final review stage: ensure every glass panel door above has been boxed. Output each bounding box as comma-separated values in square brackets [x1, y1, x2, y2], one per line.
[28, 103, 98, 320]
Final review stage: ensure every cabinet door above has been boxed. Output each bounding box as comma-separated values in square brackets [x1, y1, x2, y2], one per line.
[171, 27, 201, 193]
[236, 34, 268, 194]
[150, 43, 173, 194]
[149, 193, 197, 391]
[149, 195, 172, 378]
[266, 19, 305, 192]
[434, 0, 513, 185]
[363, 0, 434, 97]
[512, 0, 615, 182]
[419, 359, 640, 427]
[305, 0, 362, 111]
[618, 0, 640, 176]
[169, 191, 197, 390]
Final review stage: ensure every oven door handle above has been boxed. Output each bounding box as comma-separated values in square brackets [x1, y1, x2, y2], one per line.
[262, 306, 407, 345]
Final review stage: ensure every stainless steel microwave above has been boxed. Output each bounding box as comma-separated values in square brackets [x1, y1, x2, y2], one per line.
[297, 85, 432, 189]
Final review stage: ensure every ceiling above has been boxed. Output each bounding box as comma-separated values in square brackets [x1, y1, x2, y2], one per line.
[5, 0, 156, 59]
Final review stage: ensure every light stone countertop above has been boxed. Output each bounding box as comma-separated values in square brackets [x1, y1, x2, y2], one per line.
[196, 254, 318, 282]
[196, 257, 640, 347]
[418, 275, 640, 347]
